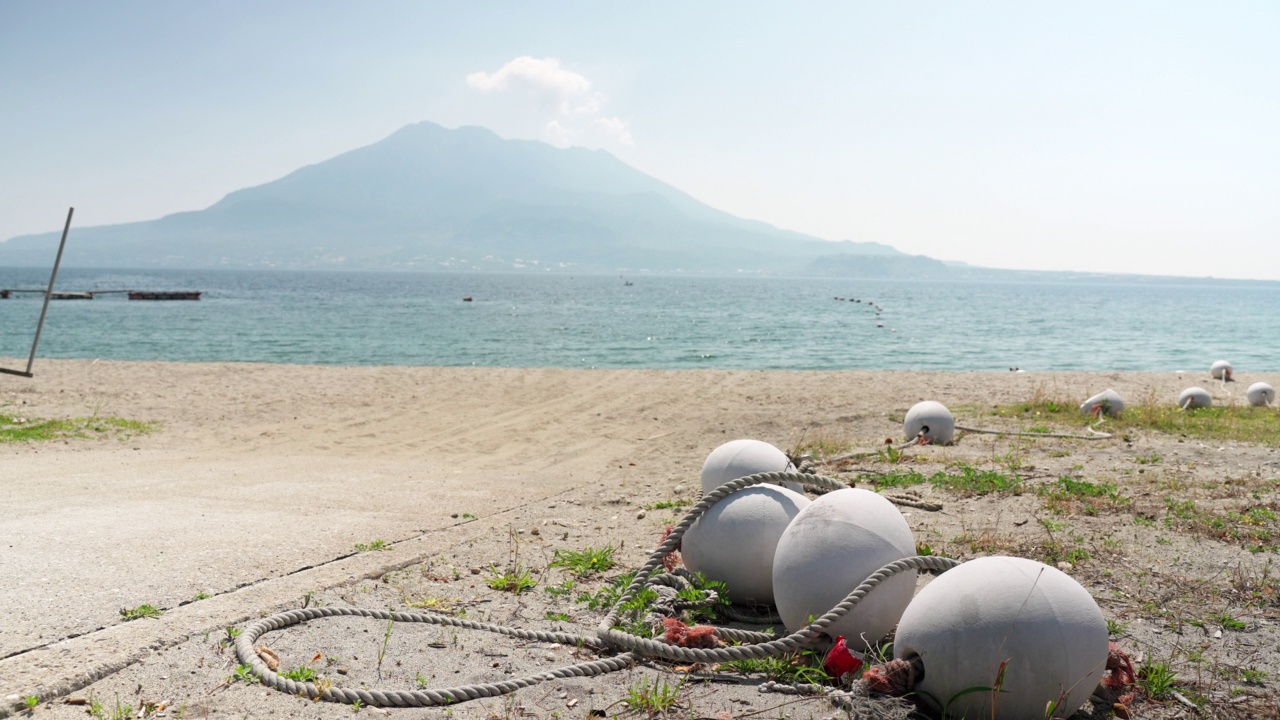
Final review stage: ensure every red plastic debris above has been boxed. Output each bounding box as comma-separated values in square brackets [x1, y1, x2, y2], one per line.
[863, 658, 917, 696]
[662, 618, 722, 648]
[658, 525, 681, 572]
[822, 636, 863, 682]
[1099, 642, 1137, 716]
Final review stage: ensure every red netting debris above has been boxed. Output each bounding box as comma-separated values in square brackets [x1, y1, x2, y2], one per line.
[1098, 642, 1137, 717]
[662, 618, 722, 648]
[658, 525, 681, 572]
[822, 636, 864, 682]
[863, 658, 917, 696]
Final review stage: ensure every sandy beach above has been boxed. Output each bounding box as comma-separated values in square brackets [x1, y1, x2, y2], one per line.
[3, 359, 1278, 719]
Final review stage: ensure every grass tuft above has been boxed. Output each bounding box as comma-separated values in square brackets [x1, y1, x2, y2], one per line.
[550, 545, 616, 577]
[0, 415, 158, 444]
[119, 603, 164, 621]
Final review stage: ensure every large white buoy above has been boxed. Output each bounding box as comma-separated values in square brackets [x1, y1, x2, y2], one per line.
[771, 489, 915, 649]
[700, 439, 794, 494]
[894, 556, 1109, 720]
[903, 401, 955, 444]
[1247, 382, 1275, 407]
[681, 484, 809, 604]
[1079, 389, 1124, 417]
[1211, 360, 1233, 381]
[1179, 386, 1212, 409]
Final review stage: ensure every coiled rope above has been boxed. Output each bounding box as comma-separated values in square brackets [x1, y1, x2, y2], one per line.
[235, 471, 959, 708]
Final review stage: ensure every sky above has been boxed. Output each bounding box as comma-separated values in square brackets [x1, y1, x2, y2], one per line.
[2, 1, 1278, 280]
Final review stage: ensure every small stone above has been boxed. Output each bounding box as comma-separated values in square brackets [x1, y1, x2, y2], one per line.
[470, 567, 481, 575]
[337, 667, 349, 675]
[636, 510, 647, 519]
[674, 484, 685, 494]
[1213, 629, 1223, 639]
[531, 528, 540, 536]
[1057, 562, 1073, 572]
[450, 513, 458, 518]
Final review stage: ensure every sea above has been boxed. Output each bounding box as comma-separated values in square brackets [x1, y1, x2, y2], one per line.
[1, 267, 1277, 372]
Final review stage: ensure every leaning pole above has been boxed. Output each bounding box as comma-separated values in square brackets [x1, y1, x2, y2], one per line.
[0, 206, 73, 378]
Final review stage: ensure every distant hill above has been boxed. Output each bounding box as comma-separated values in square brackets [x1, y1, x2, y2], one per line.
[0, 121, 925, 275]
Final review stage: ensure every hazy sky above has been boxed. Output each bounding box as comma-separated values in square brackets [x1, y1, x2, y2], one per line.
[3, 2, 1277, 279]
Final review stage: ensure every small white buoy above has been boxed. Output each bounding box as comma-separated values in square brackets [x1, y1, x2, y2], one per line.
[1179, 386, 1212, 409]
[772, 489, 916, 649]
[1211, 360, 1233, 382]
[699, 439, 794, 494]
[1246, 382, 1275, 407]
[1079, 389, 1124, 417]
[681, 484, 809, 604]
[903, 401, 954, 444]
[893, 556, 1109, 720]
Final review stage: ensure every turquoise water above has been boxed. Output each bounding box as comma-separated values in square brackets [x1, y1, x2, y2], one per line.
[1, 268, 1277, 371]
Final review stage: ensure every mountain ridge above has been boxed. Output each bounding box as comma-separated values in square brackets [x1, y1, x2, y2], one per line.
[2, 121, 915, 274]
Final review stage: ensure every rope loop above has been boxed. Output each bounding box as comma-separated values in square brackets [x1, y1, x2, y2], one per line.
[236, 471, 960, 708]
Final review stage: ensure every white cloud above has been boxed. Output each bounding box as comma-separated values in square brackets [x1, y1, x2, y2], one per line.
[592, 116, 633, 145]
[468, 56, 631, 147]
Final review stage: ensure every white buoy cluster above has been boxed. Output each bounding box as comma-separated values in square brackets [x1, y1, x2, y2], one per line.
[1082, 362, 1277, 413]
[685, 437, 1109, 717]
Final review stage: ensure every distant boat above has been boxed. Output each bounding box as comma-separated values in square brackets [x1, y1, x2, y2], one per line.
[462, 296, 473, 302]
[127, 291, 201, 301]
[623, 281, 633, 286]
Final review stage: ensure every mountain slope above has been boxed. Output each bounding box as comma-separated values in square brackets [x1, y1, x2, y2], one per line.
[1, 121, 905, 273]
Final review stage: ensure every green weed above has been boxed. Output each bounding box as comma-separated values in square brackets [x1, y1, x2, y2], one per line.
[1217, 612, 1247, 631]
[550, 545, 616, 577]
[622, 676, 684, 716]
[230, 664, 259, 684]
[1039, 476, 1128, 515]
[1241, 668, 1267, 686]
[0, 415, 158, 444]
[577, 572, 635, 611]
[354, 539, 390, 552]
[863, 466, 1020, 496]
[119, 603, 164, 621]
[722, 650, 831, 684]
[486, 564, 537, 594]
[280, 666, 318, 682]
[643, 499, 691, 511]
[1139, 660, 1179, 699]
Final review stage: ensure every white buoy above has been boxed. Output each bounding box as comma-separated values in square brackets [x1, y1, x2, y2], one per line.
[699, 439, 795, 494]
[1179, 386, 1212, 409]
[1211, 360, 1233, 382]
[903, 401, 955, 444]
[893, 556, 1109, 720]
[1246, 382, 1275, 407]
[1079, 389, 1124, 417]
[681, 484, 809, 604]
[771, 489, 916, 649]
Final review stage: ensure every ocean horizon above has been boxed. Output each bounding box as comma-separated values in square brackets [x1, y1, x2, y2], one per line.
[2, 267, 1278, 372]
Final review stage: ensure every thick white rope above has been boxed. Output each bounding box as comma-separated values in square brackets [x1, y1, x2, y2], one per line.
[236, 471, 959, 708]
